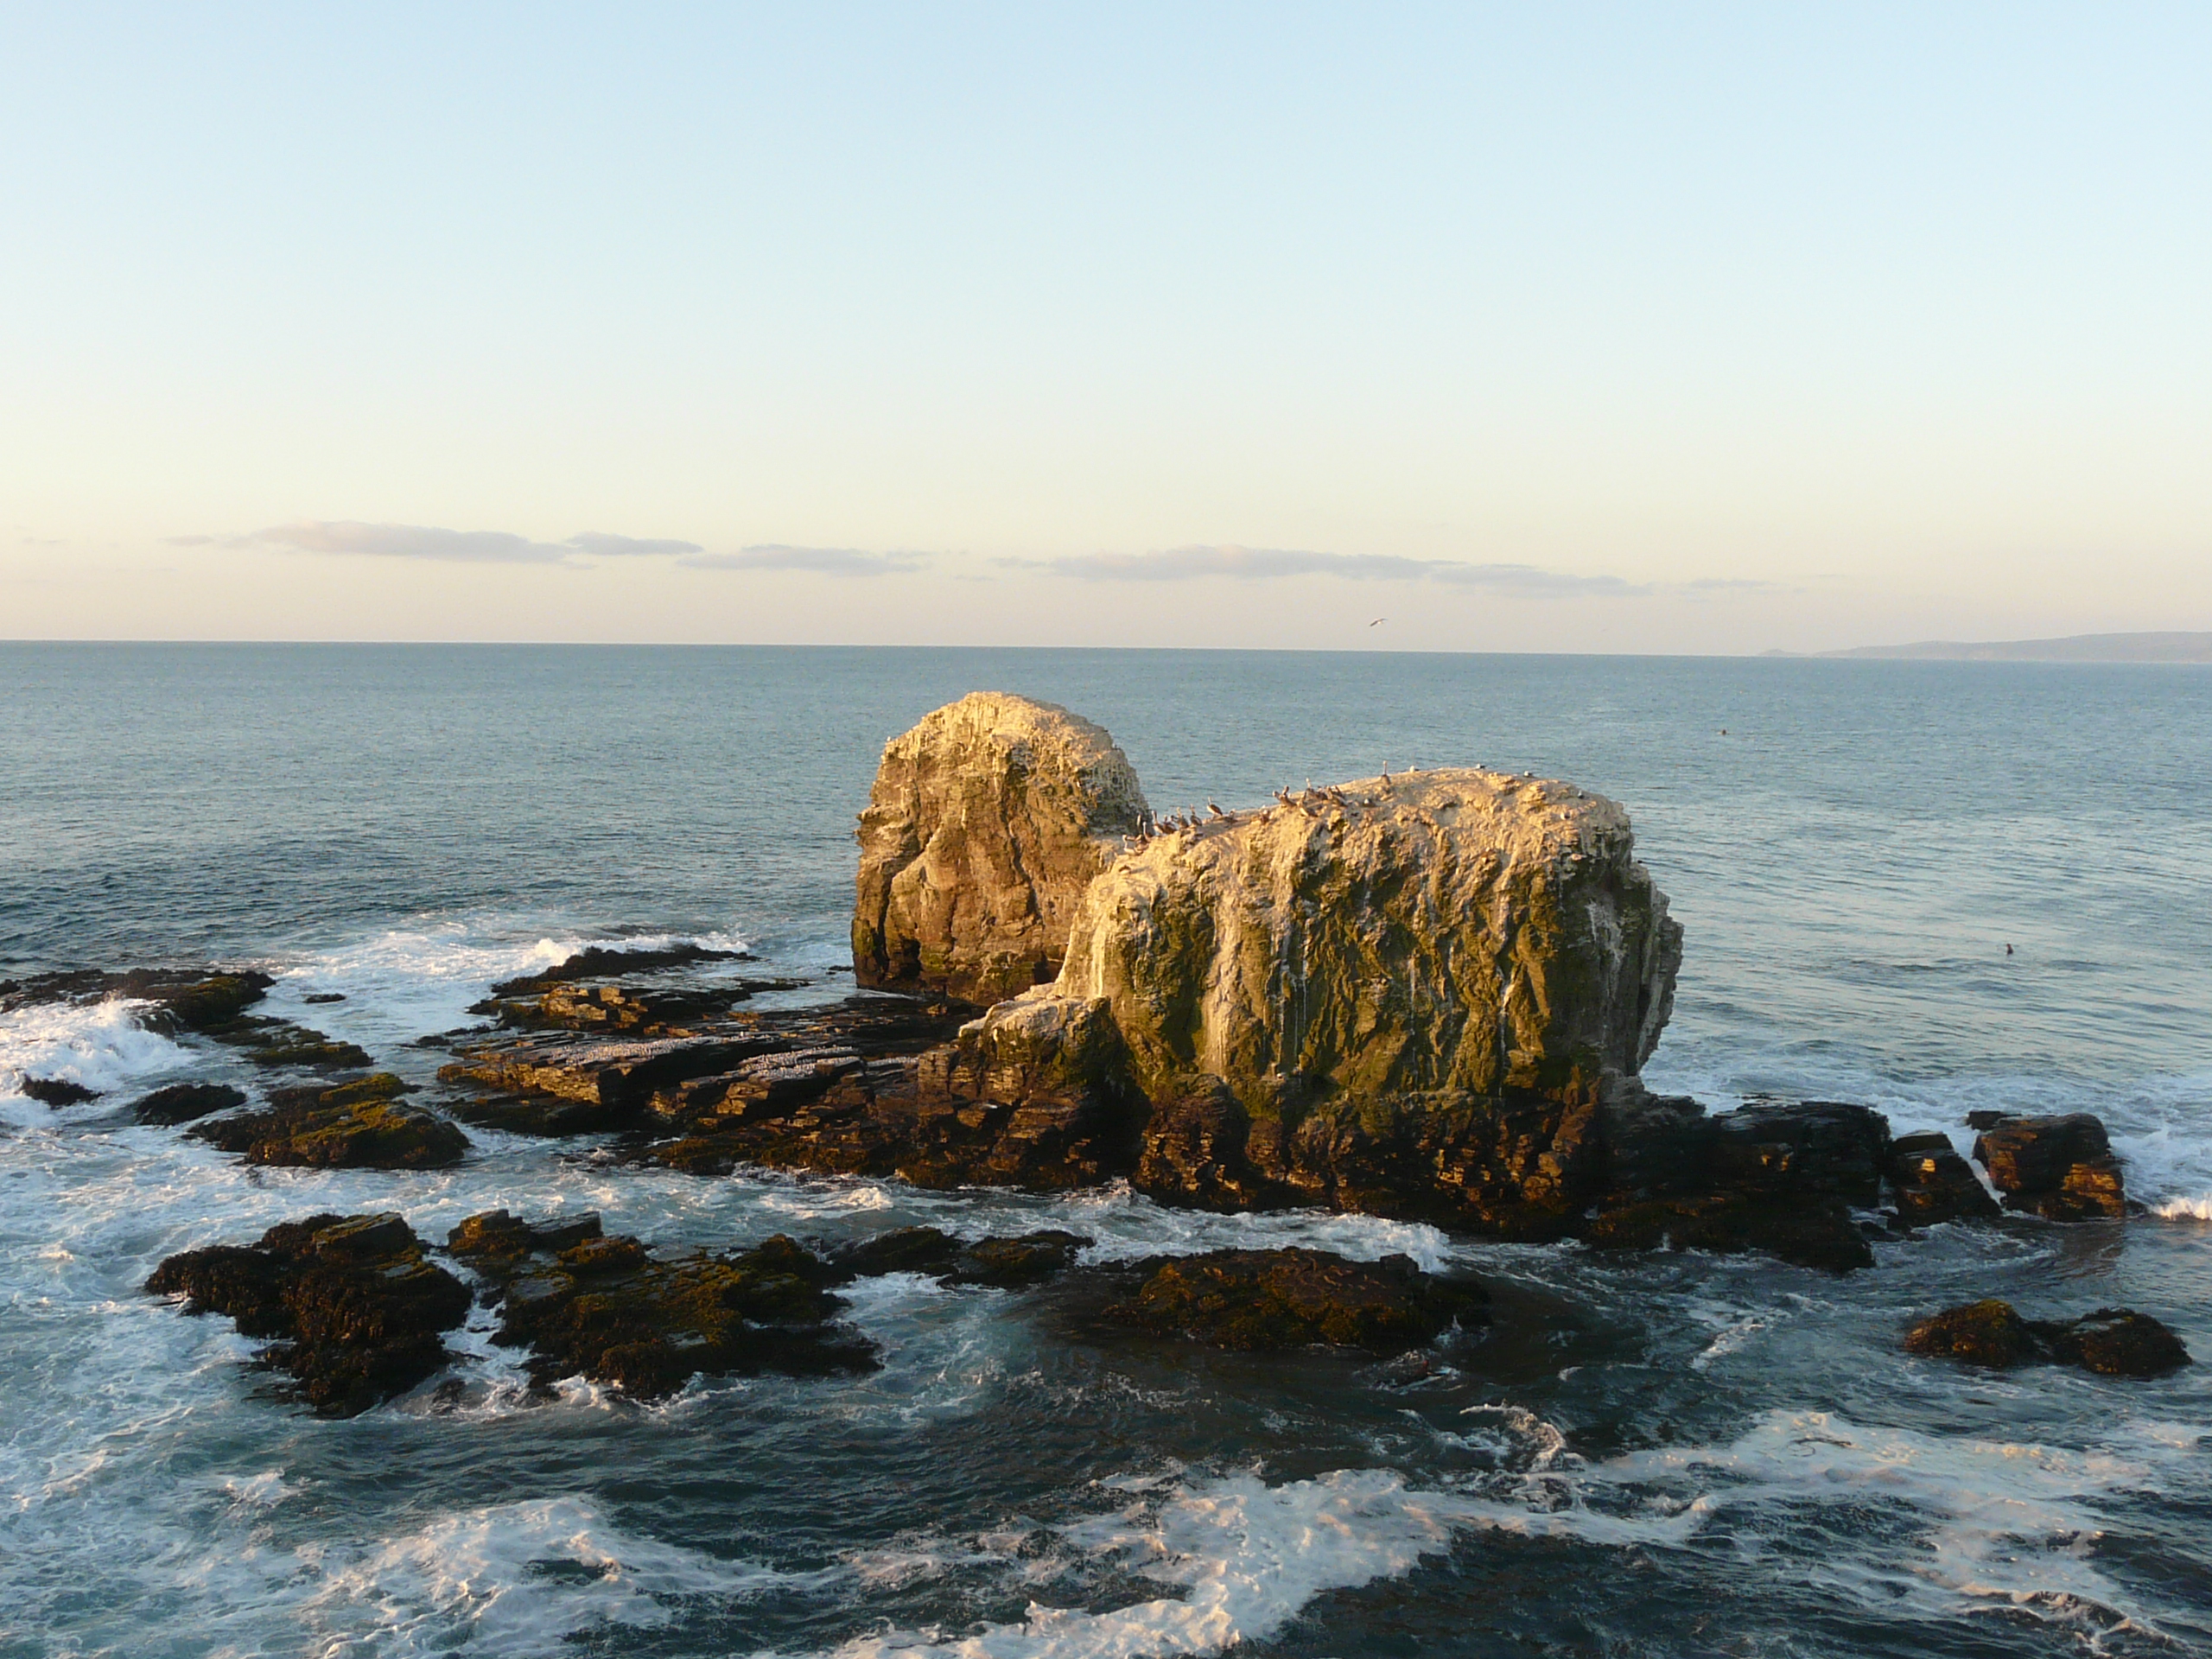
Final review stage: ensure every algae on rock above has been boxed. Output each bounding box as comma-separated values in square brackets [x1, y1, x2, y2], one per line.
[1041, 769, 1681, 1116]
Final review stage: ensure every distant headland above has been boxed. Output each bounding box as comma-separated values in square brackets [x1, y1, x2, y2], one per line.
[1771, 631, 2212, 664]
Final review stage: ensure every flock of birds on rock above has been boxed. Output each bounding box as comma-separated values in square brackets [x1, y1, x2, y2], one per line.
[1126, 767, 1450, 850]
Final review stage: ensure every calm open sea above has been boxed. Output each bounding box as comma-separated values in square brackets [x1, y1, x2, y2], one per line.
[3, 644, 2209, 1657]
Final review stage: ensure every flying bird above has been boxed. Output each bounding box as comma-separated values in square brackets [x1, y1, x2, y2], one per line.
[1369, 617, 1387, 627]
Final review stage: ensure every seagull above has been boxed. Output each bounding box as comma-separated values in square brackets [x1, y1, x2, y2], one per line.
[1369, 618, 1386, 626]
[1208, 802, 1226, 820]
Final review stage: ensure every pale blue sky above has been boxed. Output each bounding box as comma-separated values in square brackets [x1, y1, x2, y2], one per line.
[4, 3, 2207, 650]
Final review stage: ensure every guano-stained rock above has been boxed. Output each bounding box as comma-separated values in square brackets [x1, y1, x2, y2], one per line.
[1022, 768, 1681, 1115]
[853, 693, 1151, 1004]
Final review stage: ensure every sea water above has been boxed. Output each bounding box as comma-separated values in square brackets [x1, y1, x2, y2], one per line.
[2, 644, 2208, 1657]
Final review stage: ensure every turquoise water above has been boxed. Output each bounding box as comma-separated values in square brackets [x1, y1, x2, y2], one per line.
[3, 645, 2209, 1656]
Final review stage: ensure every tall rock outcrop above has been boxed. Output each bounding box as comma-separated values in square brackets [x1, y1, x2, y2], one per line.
[852, 694, 1151, 1004]
[1036, 770, 1681, 1114]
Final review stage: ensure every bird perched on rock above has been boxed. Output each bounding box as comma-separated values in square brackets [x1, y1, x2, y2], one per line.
[1208, 802, 1226, 820]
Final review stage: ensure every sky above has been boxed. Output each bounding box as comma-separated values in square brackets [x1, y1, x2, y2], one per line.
[3, 3, 2208, 652]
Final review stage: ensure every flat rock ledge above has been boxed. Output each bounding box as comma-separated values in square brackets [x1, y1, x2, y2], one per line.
[1904, 1300, 2190, 1377]
[1101, 1248, 1489, 1351]
[188, 1073, 469, 1169]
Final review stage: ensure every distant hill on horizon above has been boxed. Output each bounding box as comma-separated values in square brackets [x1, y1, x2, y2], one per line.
[1778, 631, 2212, 664]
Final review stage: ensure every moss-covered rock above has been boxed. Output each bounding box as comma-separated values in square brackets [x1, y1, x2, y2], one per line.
[1102, 1248, 1489, 1351]
[1036, 768, 1679, 1116]
[854, 693, 1151, 1004]
[145, 1212, 471, 1416]
[188, 1074, 468, 1168]
[1904, 1300, 2190, 1376]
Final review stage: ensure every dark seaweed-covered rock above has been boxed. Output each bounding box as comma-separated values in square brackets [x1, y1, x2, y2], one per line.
[1903, 1299, 2037, 1367]
[446, 1211, 875, 1400]
[145, 1212, 471, 1416]
[1885, 1130, 2001, 1224]
[1, 968, 276, 1031]
[132, 1082, 249, 1125]
[1585, 1192, 1875, 1273]
[1102, 1248, 1489, 1351]
[19, 1075, 99, 1106]
[823, 1225, 1091, 1289]
[1905, 1300, 2190, 1377]
[1968, 1113, 2127, 1220]
[188, 1074, 468, 1168]
[1584, 1099, 1889, 1272]
[2041, 1309, 2192, 1377]
[1709, 1101, 1889, 1207]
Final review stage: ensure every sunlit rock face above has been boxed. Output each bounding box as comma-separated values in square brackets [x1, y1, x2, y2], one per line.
[1045, 768, 1681, 1116]
[852, 693, 1151, 1004]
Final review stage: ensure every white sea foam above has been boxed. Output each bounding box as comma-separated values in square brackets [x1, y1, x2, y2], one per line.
[256, 918, 755, 1057]
[285, 1495, 792, 1655]
[1049, 1183, 1460, 1274]
[0, 995, 188, 1116]
[823, 1408, 2197, 1658]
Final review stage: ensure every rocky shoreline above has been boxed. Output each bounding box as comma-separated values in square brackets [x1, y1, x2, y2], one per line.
[10, 690, 2196, 1410]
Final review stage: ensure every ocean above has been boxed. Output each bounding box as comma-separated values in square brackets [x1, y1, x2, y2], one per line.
[3, 643, 2208, 1657]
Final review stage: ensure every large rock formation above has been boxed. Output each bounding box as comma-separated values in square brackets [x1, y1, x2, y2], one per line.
[852, 693, 1151, 1003]
[995, 769, 1681, 1115]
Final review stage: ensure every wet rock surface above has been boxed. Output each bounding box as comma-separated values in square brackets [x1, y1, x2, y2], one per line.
[0, 968, 276, 1031]
[20, 1075, 100, 1105]
[853, 692, 1151, 1004]
[132, 1081, 249, 1125]
[439, 966, 2110, 1272]
[446, 1211, 877, 1400]
[1885, 1130, 2002, 1224]
[1905, 1299, 2190, 1377]
[188, 1073, 469, 1168]
[1099, 1248, 1490, 1351]
[145, 1212, 472, 1416]
[1582, 1098, 1891, 1272]
[1968, 1112, 2129, 1219]
[823, 1225, 1091, 1289]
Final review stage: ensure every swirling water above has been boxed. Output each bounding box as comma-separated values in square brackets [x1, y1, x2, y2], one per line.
[2, 643, 2209, 1658]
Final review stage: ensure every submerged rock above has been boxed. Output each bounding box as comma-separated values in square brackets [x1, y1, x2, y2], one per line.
[1968, 1112, 2127, 1219]
[823, 1225, 1091, 1288]
[188, 1073, 468, 1168]
[1100, 1248, 1489, 1351]
[146, 1212, 472, 1416]
[1905, 1300, 2190, 1377]
[446, 1211, 876, 1400]
[132, 1081, 249, 1125]
[853, 693, 1151, 1004]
